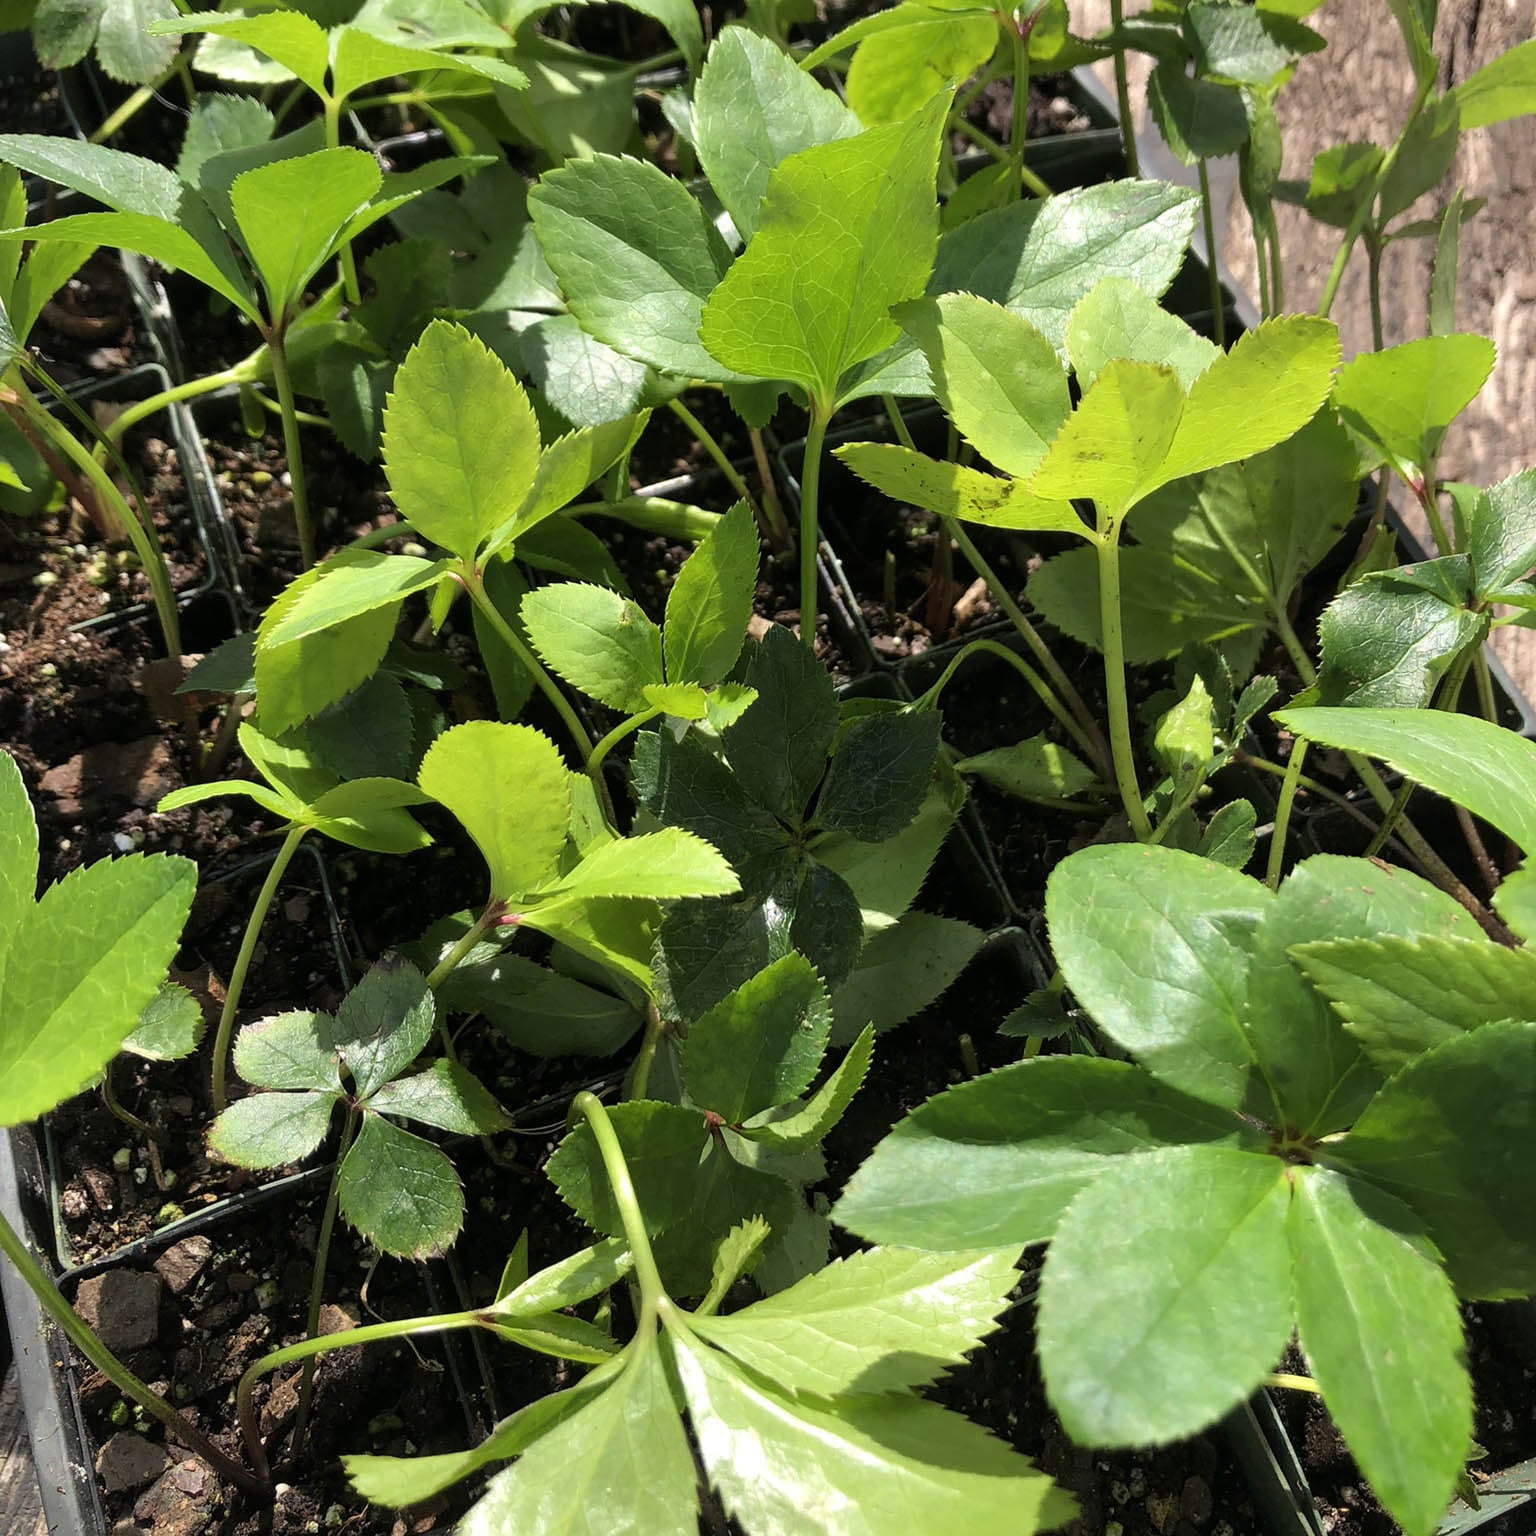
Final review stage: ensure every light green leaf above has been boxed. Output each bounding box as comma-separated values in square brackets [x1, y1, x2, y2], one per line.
[151, 11, 331, 93]
[329, 25, 527, 105]
[0, 754, 38, 1000]
[690, 1244, 1017, 1397]
[1466, 467, 1536, 598]
[529, 154, 736, 384]
[1156, 315, 1341, 485]
[1328, 1020, 1536, 1299]
[664, 499, 758, 688]
[95, 0, 178, 86]
[208, 1090, 334, 1168]
[501, 415, 645, 551]
[1291, 1169, 1471, 1536]
[384, 319, 542, 562]
[684, 953, 831, 1124]
[1029, 358, 1184, 515]
[671, 1330, 1074, 1534]
[260, 551, 445, 648]
[0, 132, 183, 218]
[959, 735, 1096, 801]
[520, 582, 664, 714]
[418, 722, 571, 901]
[835, 443, 1086, 535]
[1038, 1144, 1292, 1445]
[830, 913, 982, 1044]
[1045, 843, 1268, 1112]
[846, 9, 997, 127]
[694, 27, 860, 243]
[1275, 706, 1536, 855]
[176, 93, 276, 187]
[230, 147, 381, 316]
[834, 1055, 1257, 1250]
[699, 95, 947, 405]
[897, 294, 1070, 478]
[232, 1010, 340, 1093]
[369, 1059, 509, 1134]
[539, 828, 739, 904]
[1453, 36, 1536, 129]
[306, 777, 434, 856]
[1066, 276, 1219, 391]
[1295, 934, 1536, 1073]
[333, 957, 435, 1100]
[1331, 334, 1496, 478]
[460, 1344, 696, 1536]
[155, 778, 296, 822]
[495, 1237, 633, 1318]
[123, 983, 204, 1062]
[739, 1022, 873, 1151]
[698, 1218, 771, 1316]
[0, 850, 196, 1128]
[339, 1112, 464, 1258]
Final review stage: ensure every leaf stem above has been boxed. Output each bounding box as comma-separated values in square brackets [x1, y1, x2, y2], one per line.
[101, 1064, 165, 1146]
[0, 1209, 264, 1491]
[572, 1091, 667, 1307]
[569, 496, 721, 542]
[213, 824, 310, 1114]
[746, 426, 792, 550]
[1094, 521, 1153, 839]
[97, 355, 263, 455]
[1266, 739, 1308, 890]
[322, 96, 363, 307]
[1264, 1372, 1322, 1395]
[627, 1002, 666, 1102]
[425, 906, 500, 992]
[665, 397, 757, 518]
[1108, 0, 1140, 177]
[88, 60, 177, 144]
[798, 404, 832, 650]
[263, 329, 315, 570]
[1197, 159, 1225, 348]
[590, 707, 663, 778]
[1008, 18, 1030, 192]
[292, 1106, 357, 1458]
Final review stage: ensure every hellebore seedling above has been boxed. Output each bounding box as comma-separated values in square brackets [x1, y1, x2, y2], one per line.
[0, 751, 260, 1490]
[159, 720, 432, 1112]
[838, 843, 1536, 1536]
[346, 1092, 1075, 1536]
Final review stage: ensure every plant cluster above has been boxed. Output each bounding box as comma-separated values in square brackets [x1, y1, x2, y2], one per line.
[2, 2, 1536, 1534]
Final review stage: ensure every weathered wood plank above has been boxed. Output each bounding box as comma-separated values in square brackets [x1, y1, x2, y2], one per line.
[0, 1364, 48, 1536]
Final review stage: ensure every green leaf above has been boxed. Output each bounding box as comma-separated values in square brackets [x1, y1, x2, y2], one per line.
[547, 1100, 705, 1238]
[0, 850, 196, 1128]
[230, 146, 381, 314]
[699, 96, 947, 404]
[176, 93, 276, 187]
[1066, 277, 1219, 392]
[959, 735, 1096, 801]
[1185, 2, 1323, 84]
[333, 957, 435, 1099]
[384, 319, 542, 563]
[460, 1344, 696, 1536]
[529, 155, 736, 384]
[180, 633, 259, 699]
[1148, 59, 1250, 165]
[1294, 934, 1536, 1073]
[495, 1237, 633, 1318]
[232, 1010, 341, 1093]
[369, 1059, 509, 1134]
[305, 777, 434, 856]
[1037, 1144, 1292, 1445]
[1467, 468, 1536, 597]
[33, 0, 103, 70]
[1274, 706, 1536, 855]
[1156, 316, 1341, 485]
[1378, 92, 1461, 227]
[897, 294, 1070, 479]
[1328, 1020, 1536, 1299]
[1291, 1169, 1471, 1536]
[1453, 36, 1536, 129]
[671, 1330, 1074, 1534]
[815, 712, 939, 842]
[664, 500, 758, 688]
[834, 1056, 1256, 1250]
[691, 1245, 1018, 1397]
[740, 1022, 873, 1151]
[834, 443, 1085, 535]
[260, 550, 445, 648]
[694, 27, 860, 243]
[208, 1091, 335, 1168]
[94, 0, 178, 85]
[1045, 844, 1269, 1112]
[328, 25, 526, 105]
[504, 415, 646, 550]
[123, 983, 204, 1062]
[293, 672, 414, 783]
[339, 1112, 464, 1258]
[539, 828, 739, 904]
[1332, 334, 1496, 478]
[418, 722, 571, 901]
[846, 9, 997, 127]
[1313, 563, 1482, 708]
[698, 1218, 771, 1316]
[521, 582, 664, 713]
[1030, 358, 1183, 515]
[830, 914, 982, 1043]
[1386, 0, 1438, 90]
[0, 754, 37, 1001]
[722, 625, 838, 823]
[683, 954, 832, 1124]
[151, 10, 330, 93]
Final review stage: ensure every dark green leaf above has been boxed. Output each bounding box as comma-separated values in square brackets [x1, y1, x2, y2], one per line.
[339, 1112, 465, 1258]
[333, 957, 435, 1100]
[664, 499, 758, 689]
[830, 913, 983, 1044]
[814, 711, 940, 841]
[209, 1091, 334, 1168]
[369, 1059, 509, 1134]
[123, 983, 204, 1062]
[232, 1009, 341, 1093]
